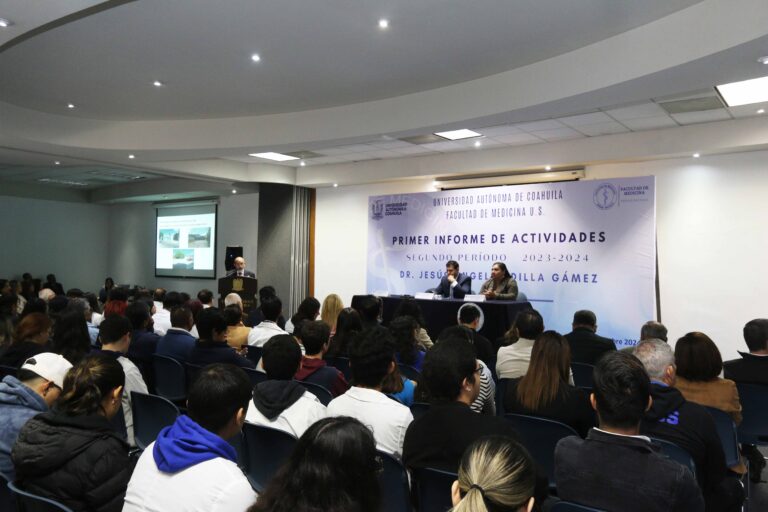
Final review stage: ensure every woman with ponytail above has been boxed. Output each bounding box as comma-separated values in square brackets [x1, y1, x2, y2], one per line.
[12, 353, 133, 512]
[451, 436, 537, 512]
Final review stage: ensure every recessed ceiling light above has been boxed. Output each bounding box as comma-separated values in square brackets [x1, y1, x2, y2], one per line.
[758, 56, 768, 65]
[54, 161, 61, 165]
[473, 140, 482, 148]
[378, 19, 390, 30]
[232, 189, 237, 194]
[0, 18, 12, 28]
[545, 165, 552, 171]
[67, 103, 76, 109]
[153, 80, 163, 87]
[300, 161, 306, 167]
[693, 153, 700, 158]
[758, 108, 766, 114]
[248, 152, 299, 162]
[251, 53, 261, 63]
[716, 75, 768, 106]
[128, 154, 136, 159]
[333, 183, 338, 188]
[434, 129, 482, 141]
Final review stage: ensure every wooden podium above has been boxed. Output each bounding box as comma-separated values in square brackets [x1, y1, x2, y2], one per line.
[218, 275, 258, 314]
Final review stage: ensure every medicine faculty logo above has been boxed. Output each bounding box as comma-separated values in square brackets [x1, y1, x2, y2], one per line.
[370, 200, 384, 221]
[593, 183, 618, 210]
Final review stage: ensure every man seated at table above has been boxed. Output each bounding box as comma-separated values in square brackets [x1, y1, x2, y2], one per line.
[431, 260, 472, 299]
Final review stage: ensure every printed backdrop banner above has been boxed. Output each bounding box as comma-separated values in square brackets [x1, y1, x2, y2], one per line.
[367, 176, 656, 348]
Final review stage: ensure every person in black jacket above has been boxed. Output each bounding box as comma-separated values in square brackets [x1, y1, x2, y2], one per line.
[12, 352, 133, 512]
[188, 308, 255, 369]
[635, 339, 744, 512]
[723, 318, 768, 385]
[563, 310, 616, 365]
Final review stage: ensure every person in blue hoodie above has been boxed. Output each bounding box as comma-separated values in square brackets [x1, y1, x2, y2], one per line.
[0, 352, 72, 479]
[123, 363, 257, 512]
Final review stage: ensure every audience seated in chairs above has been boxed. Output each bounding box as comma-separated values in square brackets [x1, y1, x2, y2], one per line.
[125, 301, 160, 388]
[247, 296, 289, 347]
[246, 334, 327, 437]
[392, 297, 433, 349]
[451, 436, 537, 512]
[155, 306, 197, 363]
[327, 326, 413, 459]
[124, 363, 256, 512]
[244, 286, 287, 330]
[248, 416, 380, 512]
[12, 353, 133, 512]
[152, 291, 182, 336]
[504, 331, 596, 437]
[325, 307, 363, 357]
[496, 309, 544, 379]
[438, 326, 496, 415]
[285, 296, 320, 335]
[640, 320, 668, 342]
[554, 351, 704, 511]
[319, 293, 344, 337]
[563, 310, 616, 366]
[96, 315, 148, 448]
[294, 320, 349, 397]
[634, 339, 744, 512]
[390, 315, 426, 371]
[223, 304, 251, 349]
[187, 308, 255, 369]
[0, 353, 71, 480]
[50, 304, 91, 364]
[0, 313, 51, 368]
[457, 304, 495, 368]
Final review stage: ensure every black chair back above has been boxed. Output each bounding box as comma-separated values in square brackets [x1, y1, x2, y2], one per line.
[243, 367, 268, 387]
[550, 501, 606, 511]
[397, 363, 421, 381]
[245, 346, 263, 366]
[570, 363, 595, 389]
[410, 401, 431, 420]
[152, 354, 186, 403]
[377, 451, 411, 512]
[131, 391, 180, 450]
[495, 378, 510, 416]
[242, 423, 298, 492]
[504, 413, 579, 489]
[0, 365, 17, 380]
[650, 437, 696, 476]
[704, 406, 741, 468]
[108, 403, 128, 442]
[298, 381, 333, 406]
[184, 363, 204, 390]
[7, 480, 74, 511]
[1, 472, 15, 511]
[324, 356, 351, 380]
[412, 467, 457, 512]
[735, 382, 768, 445]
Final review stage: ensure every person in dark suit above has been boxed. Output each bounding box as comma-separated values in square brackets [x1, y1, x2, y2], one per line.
[226, 256, 256, 278]
[432, 260, 472, 299]
[723, 318, 768, 385]
[187, 308, 255, 369]
[555, 351, 704, 511]
[564, 310, 616, 365]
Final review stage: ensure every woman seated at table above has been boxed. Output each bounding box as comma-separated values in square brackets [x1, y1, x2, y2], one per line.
[479, 262, 518, 301]
[504, 330, 596, 437]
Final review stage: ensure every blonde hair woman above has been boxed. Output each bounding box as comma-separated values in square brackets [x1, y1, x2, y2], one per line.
[451, 436, 536, 512]
[320, 294, 344, 335]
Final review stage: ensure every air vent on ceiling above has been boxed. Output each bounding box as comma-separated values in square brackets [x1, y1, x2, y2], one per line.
[285, 150, 324, 159]
[37, 178, 89, 187]
[87, 170, 147, 181]
[658, 96, 725, 114]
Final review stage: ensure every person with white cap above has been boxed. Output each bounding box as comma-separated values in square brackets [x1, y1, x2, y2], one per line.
[0, 352, 72, 479]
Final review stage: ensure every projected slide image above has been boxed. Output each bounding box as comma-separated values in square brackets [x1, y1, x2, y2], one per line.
[172, 249, 195, 269]
[188, 227, 211, 248]
[159, 229, 180, 248]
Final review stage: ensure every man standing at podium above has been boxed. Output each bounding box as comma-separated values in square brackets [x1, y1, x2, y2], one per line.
[433, 260, 472, 299]
[227, 257, 255, 278]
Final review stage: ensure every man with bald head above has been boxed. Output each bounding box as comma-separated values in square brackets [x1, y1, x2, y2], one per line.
[227, 257, 255, 278]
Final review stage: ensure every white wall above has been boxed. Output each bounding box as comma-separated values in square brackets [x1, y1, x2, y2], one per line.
[314, 149, 768, 360]
[108, 192, 259, 295]
[0, 195, 109, 291]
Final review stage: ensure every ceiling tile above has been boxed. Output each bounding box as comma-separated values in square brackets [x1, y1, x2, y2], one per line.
[671, 109, 732, 125]
[620, 116, 678, 130]
[558, 112, 613, 127]
[358, 149, 400, 158]
[420, 141, 467, 152]
[574, 121, 630, 136]
[529, 127, 584, 141]
[491, 133, 544, 145]
[728, 103, 768, 118]
[389, 146, 437, 155]
[476, 124, 523, 137]
[604, 102, 668, 120]
[367, 140, 415, 150]
[514, 119, 565, 132]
